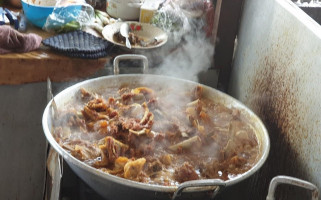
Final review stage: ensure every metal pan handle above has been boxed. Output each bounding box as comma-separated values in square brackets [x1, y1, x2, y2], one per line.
[113, 54, 149, 75]
[266, 175, 319, 200]
[172, 179, 226, 200]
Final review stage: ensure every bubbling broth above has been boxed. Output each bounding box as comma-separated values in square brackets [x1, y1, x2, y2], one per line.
[52, 84, 260, 186]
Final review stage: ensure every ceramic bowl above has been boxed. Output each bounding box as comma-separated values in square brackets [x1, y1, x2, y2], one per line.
[102, 21, 168, 50]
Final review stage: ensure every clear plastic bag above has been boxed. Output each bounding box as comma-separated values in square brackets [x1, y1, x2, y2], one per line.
[176, 0, 215, 37]
[151, 1, 191, 43]
[43, 0, 94, 33]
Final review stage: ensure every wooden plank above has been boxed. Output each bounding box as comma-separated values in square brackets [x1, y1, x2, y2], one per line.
[0, 8, 110, 85]
[0, 45, 109, 85]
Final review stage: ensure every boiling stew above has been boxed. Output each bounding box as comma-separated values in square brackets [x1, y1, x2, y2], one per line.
[52, 85, 259, 186]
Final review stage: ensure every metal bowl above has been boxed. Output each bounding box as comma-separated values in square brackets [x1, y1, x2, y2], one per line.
[42, 77, 269, 200]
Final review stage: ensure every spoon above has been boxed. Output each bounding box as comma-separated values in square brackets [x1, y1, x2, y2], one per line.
[120, 23, 131, 49]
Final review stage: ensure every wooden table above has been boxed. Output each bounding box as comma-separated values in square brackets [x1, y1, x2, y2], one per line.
[0, 23, 111, 85]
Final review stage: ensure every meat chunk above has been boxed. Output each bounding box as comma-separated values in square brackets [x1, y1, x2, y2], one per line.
[82, 106, 107, 121]
[200, 160, 222, 179]
[131, 87, 154, 95]
[63, 140, 100, 161]
[146, 159, 163, 174]
[93, 120, 119, 136]
[119, 103, 154, 131]
[229, 155, 246, 167]
[99, 136, 129, 164]
[80, 88, 94, 100]
[124, 158, 146, 179]
[87, 98, 107, 112]
[159, 154, 172, 166]
[121, 92, 135, 104]
[99, 156, 129, 175]
[115, 156, 129, 170]
[120, 117, 144, 130]
[174, 162, 199, 183]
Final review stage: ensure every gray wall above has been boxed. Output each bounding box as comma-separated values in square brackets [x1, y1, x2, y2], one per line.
[228, 0, 321, 199]
[0, 83, 47, 200]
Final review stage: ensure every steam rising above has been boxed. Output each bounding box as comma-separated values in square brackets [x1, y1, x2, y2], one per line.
[154, 32, 214, 82]
[142, 2, 215, 82]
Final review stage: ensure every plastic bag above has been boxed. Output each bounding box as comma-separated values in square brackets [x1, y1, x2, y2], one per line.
[43, 0, 94, 33]
[151, 1, 191, 43]
[176, 0, 215, 37]
[151, 0, 215, 39]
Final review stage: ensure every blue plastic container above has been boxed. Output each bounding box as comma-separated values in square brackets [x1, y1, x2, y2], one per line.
[21, 0, 82, 28]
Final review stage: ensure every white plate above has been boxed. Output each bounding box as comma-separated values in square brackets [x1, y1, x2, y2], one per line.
[102, 22, 168, 50]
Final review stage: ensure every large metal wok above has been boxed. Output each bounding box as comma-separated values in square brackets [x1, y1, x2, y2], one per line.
[42, 55, 270, 200]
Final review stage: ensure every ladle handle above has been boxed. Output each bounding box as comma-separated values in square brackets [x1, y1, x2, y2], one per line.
[266, 175, 319, 200]
[113, 54, 149, 75]
[172, 179, 226, 200]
